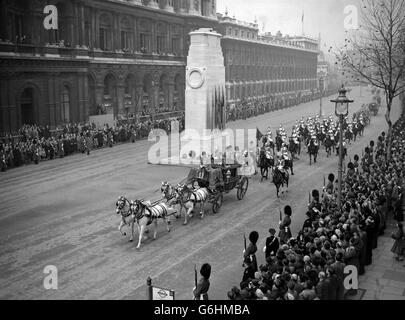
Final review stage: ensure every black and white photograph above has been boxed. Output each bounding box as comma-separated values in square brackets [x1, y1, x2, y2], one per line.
[0, 0, 405, 305]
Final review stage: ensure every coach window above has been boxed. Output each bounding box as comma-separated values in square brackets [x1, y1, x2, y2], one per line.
[99, 14, 112, 51]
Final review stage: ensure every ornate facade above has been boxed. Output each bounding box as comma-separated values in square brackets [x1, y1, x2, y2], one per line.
[0, 0, 319, 133]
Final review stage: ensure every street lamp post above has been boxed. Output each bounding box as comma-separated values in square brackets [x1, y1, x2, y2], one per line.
[331, 85, 353, 208]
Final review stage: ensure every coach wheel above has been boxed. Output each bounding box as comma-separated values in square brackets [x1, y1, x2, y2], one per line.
[237, 177, 249, 200]
[212, 193, 223, 214]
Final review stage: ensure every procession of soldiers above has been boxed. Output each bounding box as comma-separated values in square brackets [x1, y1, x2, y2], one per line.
[257, 108, 371, 183]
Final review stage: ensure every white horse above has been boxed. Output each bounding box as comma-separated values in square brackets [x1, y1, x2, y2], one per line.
[161, 182, 181, 219]
[116, 196, 137, 243]
[130, 199, 177, 249]
[175, 184, 210, 225]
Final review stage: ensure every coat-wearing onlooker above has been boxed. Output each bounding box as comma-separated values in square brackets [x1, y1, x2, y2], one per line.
[391, 223, 405, 261]
[331, 252, 346, 300]
[264, 228, 279, 260]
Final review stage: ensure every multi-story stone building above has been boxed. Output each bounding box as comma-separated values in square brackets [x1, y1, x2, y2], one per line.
[0, 0, 319, 133]
[217, 13, 319, 113]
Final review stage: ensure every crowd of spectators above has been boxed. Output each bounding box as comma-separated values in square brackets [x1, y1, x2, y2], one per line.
[227, 88, 339, 122]
[227, 117, 405, 300]
[0, 115, 185, 172]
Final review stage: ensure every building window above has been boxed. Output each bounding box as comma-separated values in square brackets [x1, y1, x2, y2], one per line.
[121, 31, 129, 51]
[140, 33, 150, 53]
[120, 18, 132, 52]
[99, 14, 112, 51]
[234, 29, 239, 37]
[172, 37, 180, 55]
[100, 28, 108, 50]
[157, 35, 166, 54]
[140, 20, 151, 53]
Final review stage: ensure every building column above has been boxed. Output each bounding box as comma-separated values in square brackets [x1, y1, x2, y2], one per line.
[148, 0, 160, 9]
[151, 21, 156, 53]
[117, 76, 126, 115]
[78, 2, 85, 46]
[164, 0, 175, 12]
[95, 82, 104, 108]
[168, 81, 175, 110]
[135, 84, 143, 114]
[0, 77, 6, 133]
[134, 18, 140, 52]
[77, 73, 86, 122]
[113, 13, 119, 51]
[152, 85, 159, 114]
[48, 76, 56, 128]
[188, 0, 201, 15]
[93, 8, 99, 49]
[225, 82, 231, 102]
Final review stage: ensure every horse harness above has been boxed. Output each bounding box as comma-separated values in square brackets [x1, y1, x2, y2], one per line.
[183, 187, 203, 203]
[134, 202, 168, 226]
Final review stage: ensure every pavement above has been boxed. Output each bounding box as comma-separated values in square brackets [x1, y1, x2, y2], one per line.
[346, 218, 405, 300]
[0, 86, 403, 300]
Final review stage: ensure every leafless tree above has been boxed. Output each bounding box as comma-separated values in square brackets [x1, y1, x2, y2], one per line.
[335, 0, 405, 160]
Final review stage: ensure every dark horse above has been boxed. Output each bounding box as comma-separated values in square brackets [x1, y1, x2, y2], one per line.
[284, 158, 294, 175]
[258, 148, 274, 182]
[272, 167, 289, 198]
[308, 140, 319, 165]
[288, 138, 300, 160]
[324, 136, 334, 158]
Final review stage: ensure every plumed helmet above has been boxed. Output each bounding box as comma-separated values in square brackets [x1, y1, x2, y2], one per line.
[284, 205, 292, 216]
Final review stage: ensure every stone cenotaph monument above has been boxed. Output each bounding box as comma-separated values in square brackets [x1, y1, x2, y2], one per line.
[181, 28, 227, 161]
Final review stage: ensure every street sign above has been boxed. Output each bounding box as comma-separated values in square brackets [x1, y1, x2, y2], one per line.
[151, 286, 175, 300]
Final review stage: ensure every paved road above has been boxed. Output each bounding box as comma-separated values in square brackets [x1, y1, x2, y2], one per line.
[0, 87, 401, 300]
